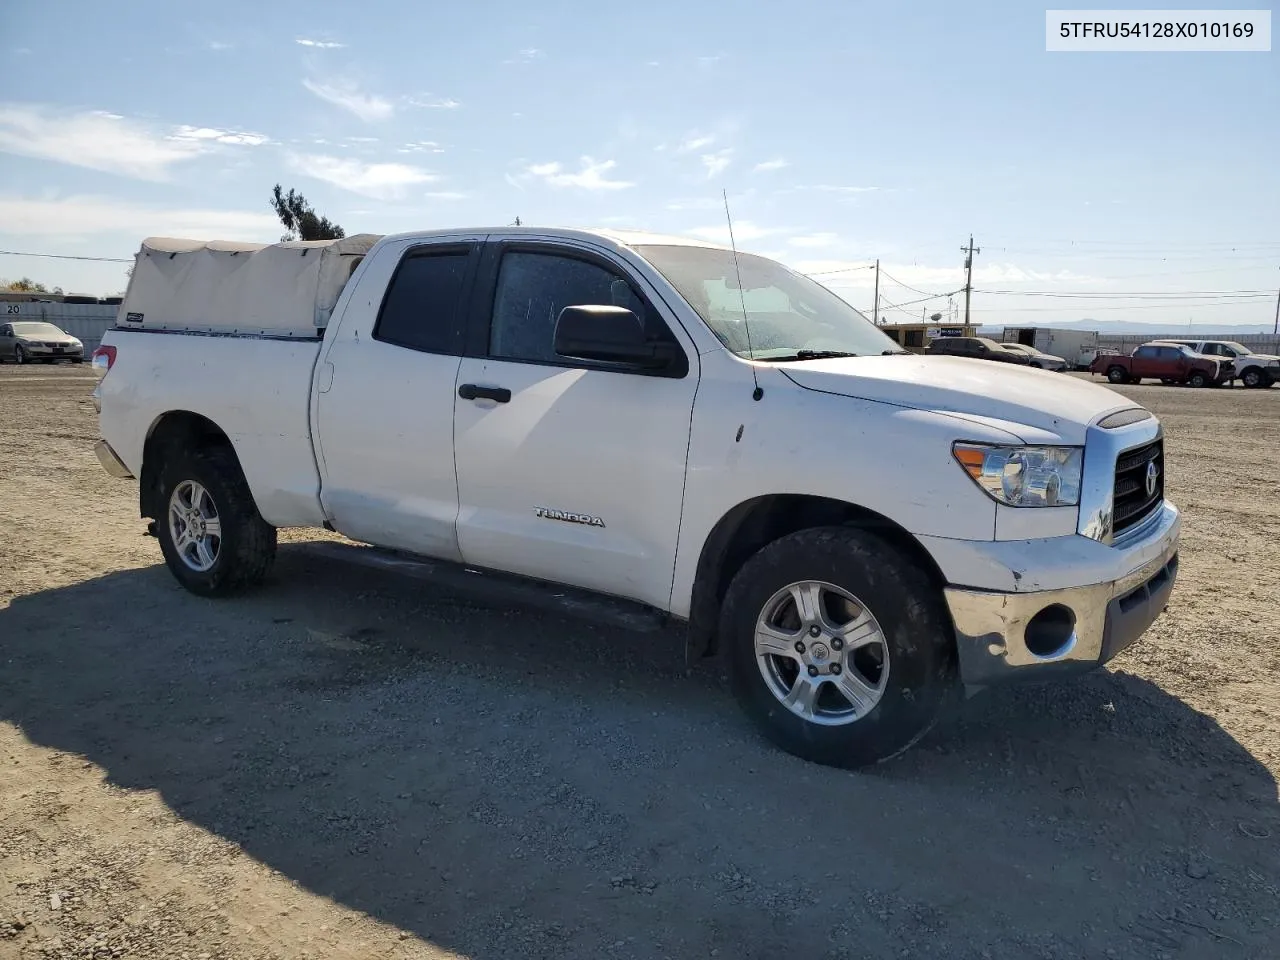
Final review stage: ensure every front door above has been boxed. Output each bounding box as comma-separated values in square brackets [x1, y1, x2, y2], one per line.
[314, 238, 482, 561]
[452, 240, 699, 610]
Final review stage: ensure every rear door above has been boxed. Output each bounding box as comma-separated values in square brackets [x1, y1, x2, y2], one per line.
[314, 238, 482, 560]
[450, 238, 699, 610]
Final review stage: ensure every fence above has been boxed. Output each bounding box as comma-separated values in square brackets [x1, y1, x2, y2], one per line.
[1095, 332, 1280, 355]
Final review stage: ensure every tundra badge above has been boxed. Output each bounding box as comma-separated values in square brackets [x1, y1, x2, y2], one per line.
[534, 507, 606, 528]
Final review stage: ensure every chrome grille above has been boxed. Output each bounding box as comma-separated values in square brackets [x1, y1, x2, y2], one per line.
[1113, 439, 1163, 536]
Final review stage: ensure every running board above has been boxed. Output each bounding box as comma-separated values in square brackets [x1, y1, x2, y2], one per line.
[294, 541, 669, 633]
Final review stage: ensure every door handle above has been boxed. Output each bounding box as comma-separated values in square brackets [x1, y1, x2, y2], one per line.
[458, 383, 511, 404]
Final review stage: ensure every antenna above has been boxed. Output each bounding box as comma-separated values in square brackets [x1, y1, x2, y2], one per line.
[723, 189, 763, 401]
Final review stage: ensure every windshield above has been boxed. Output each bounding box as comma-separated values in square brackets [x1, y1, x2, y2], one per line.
[1002, 343, 1033, 353]
[11, 322, 67, 337]
[1218, 341, 1252, 355]
[634, 244, 902, 360]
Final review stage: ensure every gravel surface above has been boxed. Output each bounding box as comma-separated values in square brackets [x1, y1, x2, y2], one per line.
[2, 364, 1277, 960]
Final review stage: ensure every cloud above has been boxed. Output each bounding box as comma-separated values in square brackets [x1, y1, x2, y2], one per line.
[753, 159, 789, 173]
[287, 153, 437, 199]
[302, 78, 393, 121]
[0, 103, 210, 181]
[170, 125, 269, 147]
[296, 38, 346, 49]
[426, 191, 469, 201]
[677, 134, 715, 154]
[397, 140, 445, 154]
[701, 149, 733, 178]
[787, 232, 839, 249]
[504, 47, 545, 64]
[207, 41, 233, 52]
[685, 220, 776, 244]
[516, 157, 634, 191]
[0, 194, 280, 239]
[407, 95, 460, 110]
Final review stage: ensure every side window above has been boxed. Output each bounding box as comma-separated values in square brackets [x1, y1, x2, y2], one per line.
[0, 324, 10, 337]
[1134, 346, 1158, 359]
[373, 249, 472, 355]
[489, 250, 660, 365]
[1160, 347, 1183, 361]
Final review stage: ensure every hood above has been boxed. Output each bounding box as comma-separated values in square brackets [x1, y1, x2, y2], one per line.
[1243, 352, 1280, 363]
[17, 331, 78, 343]
[779, 354, 1139, 444]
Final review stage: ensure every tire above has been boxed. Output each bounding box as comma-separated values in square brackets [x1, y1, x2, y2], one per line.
[1241, 368, 1267, 389]
[1030, 361, 1043, 369]
[721, 526, 957, 768]
[155, 446, 277, 597]
[1188, 371, 1208, 388]
[72, 357, 84, 364]
[14, 345, 27, 365]
[1106, 365, 1127, 384]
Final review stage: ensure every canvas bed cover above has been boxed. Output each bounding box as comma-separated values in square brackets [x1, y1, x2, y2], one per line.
[117, 234, 383, 338]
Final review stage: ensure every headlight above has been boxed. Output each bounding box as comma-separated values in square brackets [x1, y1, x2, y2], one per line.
[953, 443, 1083, 507]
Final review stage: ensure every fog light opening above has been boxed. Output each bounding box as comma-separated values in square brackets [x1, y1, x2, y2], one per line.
[1025, 604, 1077, 658]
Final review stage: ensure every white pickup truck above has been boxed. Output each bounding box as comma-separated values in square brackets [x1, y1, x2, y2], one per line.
[92, 228, 1181, 768]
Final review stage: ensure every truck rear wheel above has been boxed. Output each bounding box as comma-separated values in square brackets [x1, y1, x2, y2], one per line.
[720, 527, 957, 768]
[156, 447, 277, 596]
[1106, 365, 1127, 384]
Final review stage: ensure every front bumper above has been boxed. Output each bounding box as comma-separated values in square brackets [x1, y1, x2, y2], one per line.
[22, 343, 83, 358]
[942, 502, 1180, 688]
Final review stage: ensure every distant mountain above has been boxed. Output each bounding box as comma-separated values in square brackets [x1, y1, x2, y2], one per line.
[978, 319, 1278, 337]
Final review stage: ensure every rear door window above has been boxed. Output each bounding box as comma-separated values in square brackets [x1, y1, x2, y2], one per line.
[373, 246, 475, 355]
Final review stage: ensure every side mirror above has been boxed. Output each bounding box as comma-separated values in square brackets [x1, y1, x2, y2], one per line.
[553, 305, 674, 368]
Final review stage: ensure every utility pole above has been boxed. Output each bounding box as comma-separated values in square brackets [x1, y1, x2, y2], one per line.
[961, 234, 980, 327]
[872, 259, 880, 325]
[1274, 268, 1279, 335]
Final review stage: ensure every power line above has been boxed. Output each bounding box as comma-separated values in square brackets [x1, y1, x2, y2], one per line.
[0, 249, 133, 263]
[804, 263, 877, 277]
[976, 288, 1271, 299]
[878, 270, 945, 298]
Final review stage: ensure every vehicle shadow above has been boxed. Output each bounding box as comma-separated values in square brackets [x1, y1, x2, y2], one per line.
[2, 546, 1276, 959]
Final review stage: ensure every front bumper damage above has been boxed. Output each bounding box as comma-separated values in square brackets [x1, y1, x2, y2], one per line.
[942, 503, 1180, 688]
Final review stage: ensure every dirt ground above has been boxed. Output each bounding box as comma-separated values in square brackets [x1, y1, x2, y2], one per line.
[2, 364, 1277, 960]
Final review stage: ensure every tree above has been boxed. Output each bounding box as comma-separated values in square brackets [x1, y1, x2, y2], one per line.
[2, 277, 63, 295]
[270, 184, 346, 242]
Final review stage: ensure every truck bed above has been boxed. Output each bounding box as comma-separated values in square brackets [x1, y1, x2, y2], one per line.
[97, 328, 329, 528]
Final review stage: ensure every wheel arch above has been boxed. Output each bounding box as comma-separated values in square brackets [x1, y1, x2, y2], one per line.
[685, 494, 949, 660]
[139, 410, 242, 520]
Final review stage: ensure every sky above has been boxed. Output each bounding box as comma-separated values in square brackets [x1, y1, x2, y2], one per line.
[1, 0, 1277, 328]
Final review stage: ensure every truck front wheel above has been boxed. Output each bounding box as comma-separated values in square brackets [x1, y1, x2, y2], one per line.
[721, 527, 957, 768]
[1188, 371, 1208, 388]
[156, 447, 277, 596]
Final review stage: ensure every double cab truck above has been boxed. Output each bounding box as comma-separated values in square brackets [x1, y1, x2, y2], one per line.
[1162, 339, 1280, 389]
[92, 228, 1181, 768]
[1090, 341, 1232, 387]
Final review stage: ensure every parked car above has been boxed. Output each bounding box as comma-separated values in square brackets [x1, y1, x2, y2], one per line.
[924, 336, 1033, 365]
[0, 321, 85, 363]
[997, 342, 1069, 371]
[1162, 339, 1280, 389]
[1090, 341, 1232, 387]
[92, 228, 1180, 769]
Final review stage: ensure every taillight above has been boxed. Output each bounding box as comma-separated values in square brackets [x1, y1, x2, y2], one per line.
[91, 345, 116, 376]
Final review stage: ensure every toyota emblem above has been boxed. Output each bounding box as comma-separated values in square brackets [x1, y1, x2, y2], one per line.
[1145, 460, 1159, 498]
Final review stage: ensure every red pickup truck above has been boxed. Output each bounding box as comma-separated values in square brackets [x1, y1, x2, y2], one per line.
[1091, 341, 1233, 387]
